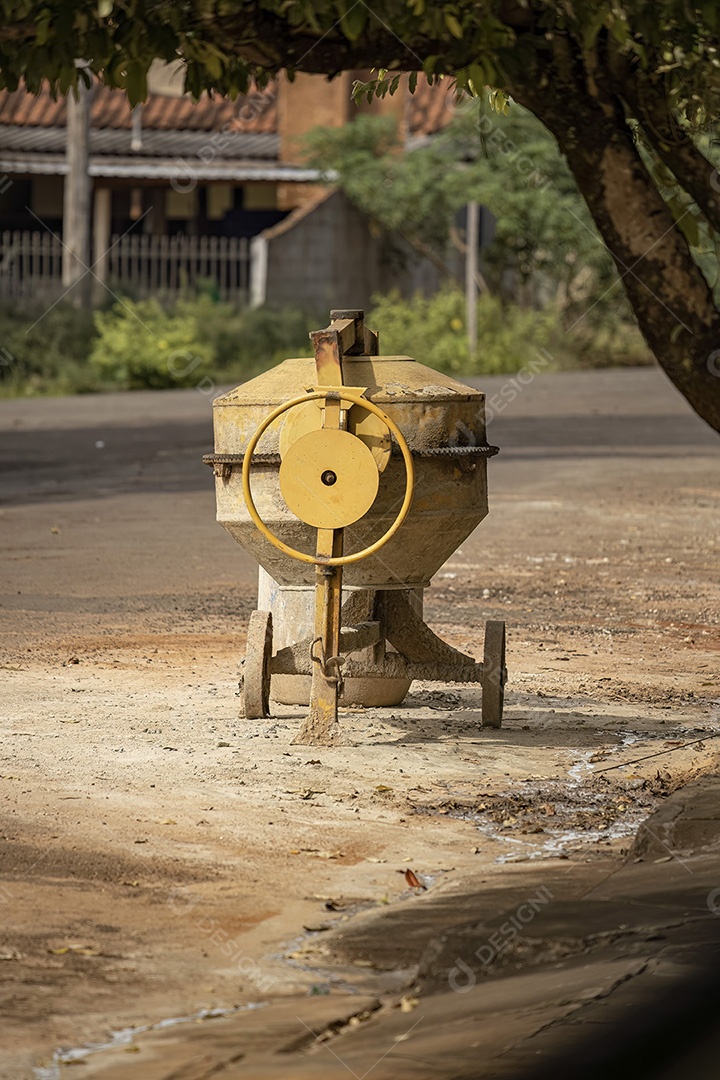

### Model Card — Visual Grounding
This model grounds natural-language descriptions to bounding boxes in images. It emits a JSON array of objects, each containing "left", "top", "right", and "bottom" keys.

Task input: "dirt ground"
[{"left": 1, "top": 367, "right": 719, "bottom": 1078}]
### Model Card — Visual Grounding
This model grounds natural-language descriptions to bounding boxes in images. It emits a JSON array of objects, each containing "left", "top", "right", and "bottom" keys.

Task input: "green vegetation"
[
  {"left": 370, "top": 289, "right": 559, "bottom": 375},
  {"left": 305, "top": 105, "right": 651, "bottom": 372},
  {"left": 305, "top": 104, "right": 648, "bottom": 359},
  {"left": 0, "top": 297, "right": 318, "bottom": 397},
  {"left": 0, "top": 282, "right": 650, "bottom": 398},
  {"left": 90, "top": 298, "right": 211, "bottom": 390},
  {"left": 370, "top": 289, "right": 649, "bottom": 374},
  {"left": 0, "top": 302, "right": 99, "bottom": 396}
]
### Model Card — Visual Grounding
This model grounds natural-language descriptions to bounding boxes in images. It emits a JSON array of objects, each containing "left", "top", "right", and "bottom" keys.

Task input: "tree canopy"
[
  {"left": 303, "top": 103, "right": 624, "bottom": 316},
  {"left": 2, "top": 0, "right": 720, "bottom": 430},
  {"left": 2, "top": 1, "right": 719, "bottom": 115}
]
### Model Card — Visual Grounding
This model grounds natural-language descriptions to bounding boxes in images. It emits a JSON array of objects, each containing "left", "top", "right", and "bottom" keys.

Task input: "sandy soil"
[{"left": 1, "top": 367, "right": 719, "bottom": 1078}]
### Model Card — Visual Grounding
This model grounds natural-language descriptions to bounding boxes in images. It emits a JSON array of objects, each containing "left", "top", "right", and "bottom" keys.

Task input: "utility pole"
[
  {"left": 63, "top": 71, "right": 92, "bottom": 307},
  {"left": 465, "top": 200, "right": 479, "bottom": 361}
]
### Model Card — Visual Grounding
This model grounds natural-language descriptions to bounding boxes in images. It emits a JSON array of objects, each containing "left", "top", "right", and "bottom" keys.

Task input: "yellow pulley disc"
[
  {"left": 278, "top": 428, "right": 379, "bottom": 529},
  {"left": 279, "top": 398, "right": 391, "bottom": 473}
]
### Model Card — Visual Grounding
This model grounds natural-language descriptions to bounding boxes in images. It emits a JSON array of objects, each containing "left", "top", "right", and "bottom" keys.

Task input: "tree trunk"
[{"left": 509, "top": 53, "right": 720, "bottom": 434}]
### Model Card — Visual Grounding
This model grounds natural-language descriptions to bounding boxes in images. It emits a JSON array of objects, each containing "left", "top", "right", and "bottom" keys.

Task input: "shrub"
[
  {"left": 89, "top": 297, "right": 212, "bottom": 389},
  {"left": 88, "top": 296, "right": 318, "bottom": 390},
  {"left": 369, "top": 288, "right": 561, "bottom": 375},
  {"left": 195, "top": 302, "right": 317, "bottom": 377},
  {"left": 0, "top": 288, "right": 650, "bottom": 398},
  {"left": 0, "top": 301, "right": 99, "bottom": 395}
]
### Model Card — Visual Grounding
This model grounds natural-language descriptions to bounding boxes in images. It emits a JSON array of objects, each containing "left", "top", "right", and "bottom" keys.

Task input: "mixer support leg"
[{"left": 294, "top": 528, "right": 344, "bottom": 745}]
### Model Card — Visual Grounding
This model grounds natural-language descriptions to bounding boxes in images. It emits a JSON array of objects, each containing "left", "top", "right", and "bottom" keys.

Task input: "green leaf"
[
  {"left": 582, "top": 9, "right": 607, "bottom": 51},
  {"left": 467, "top": 62, "right": 485, "bottom": 95},
  {"left": 197, "top": 44, "right": 225, "bottom": 80},
  {"left": 609, "top": 15, "right": 629, "bottom": 46},
  {"left": 57, "top": 64, "right": 76, "bottom": 96},
  {"left": 351, "top": 78, "right": 372, "bottom": 105},
  {"left": 97, "top": 0, "right": 113, "bottom": 17},
  {"left": 488, "top": 88, "right": 509, "bottom": 114},
  {"left": 339, "top": 0, "right": 368, "bottom": 41},
  {"left": 125, "top": 61, "right": 148, "bottom": 105},
  {"left": 679, "top": 210, "right": 701, "bottom": 248},
  {"left": 701, "top": 1, "right": 718, "bottom": 30},
  {"left": 444, "top": 11, "right": 463, "bottom": 39},
  {"left": 35, "top": 9, "right": 52, "bottom": 45}
]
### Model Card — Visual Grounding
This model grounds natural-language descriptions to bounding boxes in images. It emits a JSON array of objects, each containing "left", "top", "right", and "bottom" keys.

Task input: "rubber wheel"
[
  {"left": 241, "top": 610, "right": 273, "bottom": 719},
  {"left": 481, "top": 620, "right": 506, "bottom": 728}
]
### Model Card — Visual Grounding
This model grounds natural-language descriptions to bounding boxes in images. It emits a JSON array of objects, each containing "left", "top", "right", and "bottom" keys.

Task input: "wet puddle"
[
  {"left": 33, "top": 1003, "right": 266, "bottom": 1079},
  {"left": 440, "top": 728, "right": 708, "bottom": 863}
]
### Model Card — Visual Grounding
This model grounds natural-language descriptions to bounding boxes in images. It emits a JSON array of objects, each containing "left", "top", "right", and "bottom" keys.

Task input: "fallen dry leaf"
[
  {"left": 49, "top": 944, "right": 101, "bottom": 957},
  {"left": 293, "top": 849, "right": 344, "bottom": 859},
  {"left": 404, "top": 869, "right": 426, "bottom": 890}
]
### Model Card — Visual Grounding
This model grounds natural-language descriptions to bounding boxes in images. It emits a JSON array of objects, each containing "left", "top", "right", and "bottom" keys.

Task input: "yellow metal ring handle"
[{"left": 241, "top": 390, "right": 414, "bottom": 567}]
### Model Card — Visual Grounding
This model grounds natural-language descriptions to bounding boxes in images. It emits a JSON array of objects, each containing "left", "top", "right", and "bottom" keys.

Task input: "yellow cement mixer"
[{"left": 204, "top": 309, "right": 506, "bottom": 744}]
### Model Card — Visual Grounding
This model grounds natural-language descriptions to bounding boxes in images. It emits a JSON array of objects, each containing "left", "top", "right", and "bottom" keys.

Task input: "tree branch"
[{"left": 620, "top": 75, "right": 720, "bottom": 236}]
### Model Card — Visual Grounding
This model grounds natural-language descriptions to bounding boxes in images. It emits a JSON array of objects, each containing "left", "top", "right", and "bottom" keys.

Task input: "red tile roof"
[
  {"left": 0, "top": 74, "right": 449, "bottom": 138},
  {"left": 0, "top": 80, "right": 277, "bottom": 133}
]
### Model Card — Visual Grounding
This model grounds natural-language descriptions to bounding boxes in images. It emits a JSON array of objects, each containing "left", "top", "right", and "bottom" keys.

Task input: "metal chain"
[
  {"left": 310, "top": 637, "right": 346, "bottom": 698},
  {"left": 400, "top": 444, "right": 500, "bottom": 459},
  {"left": 203, "top": 444, "right": 499, "bottom": 470}
]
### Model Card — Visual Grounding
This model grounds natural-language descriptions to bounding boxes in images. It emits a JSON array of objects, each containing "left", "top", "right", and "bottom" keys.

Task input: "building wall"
[
  {"left": 275, "top": 72, "right": 407, "bottom": 212},
  {"left": 256, "top": 189, "right": 442, "bottom": 313},
  {"left": 259, "top": 189, "right": 382, "bottom": 312},
  {"left": 277, "top": 72, "right": 352, "bottom": 212}
]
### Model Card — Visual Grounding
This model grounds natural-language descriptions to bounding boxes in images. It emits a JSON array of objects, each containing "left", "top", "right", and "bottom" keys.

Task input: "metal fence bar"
[{"left": 0, "top": 229, "right": 251, "bottom": 303}]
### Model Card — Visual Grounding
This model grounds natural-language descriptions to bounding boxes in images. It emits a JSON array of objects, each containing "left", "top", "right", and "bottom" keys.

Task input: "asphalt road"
[{"left": 1, "top": 364, "right": 717, "bottom": 591}]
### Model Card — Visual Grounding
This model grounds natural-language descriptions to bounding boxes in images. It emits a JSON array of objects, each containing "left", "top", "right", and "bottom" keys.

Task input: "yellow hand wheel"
[{"left": 241, "top": 390, "right": 414, "bottom": 566}]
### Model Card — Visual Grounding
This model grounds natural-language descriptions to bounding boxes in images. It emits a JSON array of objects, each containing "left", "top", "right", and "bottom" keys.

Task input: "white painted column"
[
  {"left": 250, "top": 233, "right": 268, "bottom": 307},
  {"left": 92, "top": 186, "right": 111, "bottom": 303}
]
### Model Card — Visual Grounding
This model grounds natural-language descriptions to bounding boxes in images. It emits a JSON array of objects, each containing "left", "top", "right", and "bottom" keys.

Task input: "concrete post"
[
  {"left": 250, "top": 233, "right": 268, "bottom": 307},
  {"left": 63, "top": 77, "right": 92, "bottom": 308},
  {"left": 92, "top": 186, "right": 111, "bottom": 304},
  {"left": 465, "top": 200, "right": 479, "bottom": 361}
]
